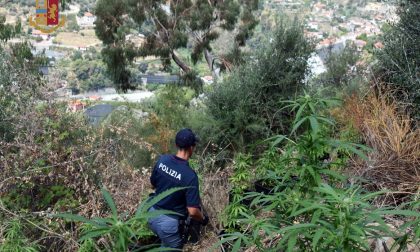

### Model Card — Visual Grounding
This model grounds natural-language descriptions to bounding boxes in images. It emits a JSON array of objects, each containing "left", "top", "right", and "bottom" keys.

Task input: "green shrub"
[
  {"left": 101, "top": 85, "right": 196, "bottom": 168},
  {"left": 317, "top": 44, "right": 361, "bottom": 89},
  {"left": 0, "top": 15, "right": 21, "bottom": 42},
  {"left": 376, "top": 0, "right": 420, "bottom": 118},
  {"left": 66, "top": 14, "right": 80, "bottom": 32},
  {"left": 2, "top": 185, "right": 78, "bottom": 212},
  {"left": 147, "top": 85, "right": 194, "bottom": 130},
  {"left": 145, "top": 83, "right": 161, "bottom": 92},
  {"left": 207, "top": 19, "right": 314, "bottom": 151},
  {"left": 183, "top": 97, "right": 222, "bottom": 156},
  {"left": 249, "top": 94, "right": 364, "bottom": 189},
  {"left": 138, "top": 85, "right": 196, "bottom": 153}
]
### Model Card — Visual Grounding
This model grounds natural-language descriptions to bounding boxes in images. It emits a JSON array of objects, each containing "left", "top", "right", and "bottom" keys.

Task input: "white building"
[
  {"left": 77, "top": 12, "right": 96, "bottom": 27},
  {"left": 32, "top": 30, "right": 49, "bottom": 41}
]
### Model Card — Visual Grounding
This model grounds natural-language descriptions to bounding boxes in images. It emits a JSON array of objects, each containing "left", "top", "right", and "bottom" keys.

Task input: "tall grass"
[{"left": 340, "top": 91, "right": 420, "bottom": 201}]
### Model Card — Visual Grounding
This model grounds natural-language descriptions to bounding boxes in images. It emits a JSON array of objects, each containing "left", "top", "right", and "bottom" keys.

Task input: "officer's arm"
[
  {"left": 150, "top": 164, "right": 157, "bottom": 189},
  {"left": 186, "top": 176, "right": 205, "bottom": 222},
  {"left": 187, "top": 207, "right": 204, "bottom": 222}
]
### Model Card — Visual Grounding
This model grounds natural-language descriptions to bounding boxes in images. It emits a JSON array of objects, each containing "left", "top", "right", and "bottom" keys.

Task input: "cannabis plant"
[
  {"left": 0, "top": 218, "right": 40, "bottom": 252},
  {"left": 271, "top": 93, "right": 369, "bottom": 190},
  {"left": 56, "top": 187, "right": 186, "bottom": 251},
  {"left": 217, "top": 184, "right": 420, "bottom": 252},
  {"left": 217, "top": 94, "right": 420, "bottom": 251},
  {"left": 223, "top": 153, "right": 253, "bottom": 230}
]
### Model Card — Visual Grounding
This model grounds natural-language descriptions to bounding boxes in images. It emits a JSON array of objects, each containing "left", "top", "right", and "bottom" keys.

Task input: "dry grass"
[
  {"left": 201, "top": 168, "right": 231, "bottom": 229},
  {"left": 0, "top": 94, "right": 231, "bottom": 250},
  {"left": 183, "top": 162, "right": 232, "bottom": 251},
  {"left": 340, "top": 91, "right": 420, "bottom": 203},
  {"left": 55, "top": 30, "right": 101, "bottom": 47}
]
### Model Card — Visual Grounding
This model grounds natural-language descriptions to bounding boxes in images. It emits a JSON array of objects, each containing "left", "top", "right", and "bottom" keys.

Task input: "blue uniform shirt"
[{"left": 150, "top": 154, "right": 201, "bottom": 218}]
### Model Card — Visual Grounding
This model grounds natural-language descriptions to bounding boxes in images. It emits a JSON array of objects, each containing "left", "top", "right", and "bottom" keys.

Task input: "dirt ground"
[
  {"left": 55, "top": 29, "right": 100, "bottom": 47},
  {"left": 184, "top": 230, "right": 222, "bottom": 252}
]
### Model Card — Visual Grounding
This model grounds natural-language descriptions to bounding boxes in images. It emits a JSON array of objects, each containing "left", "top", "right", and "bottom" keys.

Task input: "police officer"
[{"left": 148, "top": 128, "right": 209, "bottom": 250}]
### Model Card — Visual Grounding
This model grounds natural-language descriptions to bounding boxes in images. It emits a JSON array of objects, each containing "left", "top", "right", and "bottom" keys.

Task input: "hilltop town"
[{"left": 1, "top": 0, "right": 396, "bottom": 99}]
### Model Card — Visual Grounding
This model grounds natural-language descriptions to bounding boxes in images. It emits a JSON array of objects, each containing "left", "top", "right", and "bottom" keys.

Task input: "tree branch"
[
  {"left": 171, "top": 51, "right": 191, "bottom": 73},
  {"left": 204, "top": 49, "right": 221, "bottom": 79},
  {"left": 0, "top": 0, "right": 12, "bottom": 7}
]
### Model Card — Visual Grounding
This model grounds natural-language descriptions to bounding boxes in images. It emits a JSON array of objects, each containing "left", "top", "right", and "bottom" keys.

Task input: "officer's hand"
[{"left": 201, "top": 215, "right": 209, "bottom": 226}]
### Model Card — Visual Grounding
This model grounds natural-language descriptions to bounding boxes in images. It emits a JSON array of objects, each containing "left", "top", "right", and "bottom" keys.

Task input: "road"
[
  {"left": 72, "top": 89, "right": 155, "bottom": 103},
  {"left": 138, "top": 75, "right": 180, "bottom": 84}
]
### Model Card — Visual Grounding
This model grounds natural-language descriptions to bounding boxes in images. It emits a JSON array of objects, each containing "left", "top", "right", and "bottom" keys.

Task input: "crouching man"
[{"left": 148, "top": 128, "right": 208, "bottom": 250}]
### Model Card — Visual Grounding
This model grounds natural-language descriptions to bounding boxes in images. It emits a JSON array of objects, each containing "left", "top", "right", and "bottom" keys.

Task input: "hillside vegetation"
[{"left": 0, "top": 0, "right": 419, "bottom": 252}]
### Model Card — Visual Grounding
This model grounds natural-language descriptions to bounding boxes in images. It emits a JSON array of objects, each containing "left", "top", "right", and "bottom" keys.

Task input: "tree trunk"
[
  {"left": 171, "top": 51, "right": 191, "bottom": 73},
  {"left": 204, "top": 49, "right": 220, "bottom": 80},
  {"left": 204, "top": 49, "right": 213, "bottom": 71}
]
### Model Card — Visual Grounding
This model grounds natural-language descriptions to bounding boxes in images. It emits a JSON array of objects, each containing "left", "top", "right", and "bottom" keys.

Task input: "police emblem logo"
[{"left": 29, "top": 0, "right": 66, "bottom": 33}]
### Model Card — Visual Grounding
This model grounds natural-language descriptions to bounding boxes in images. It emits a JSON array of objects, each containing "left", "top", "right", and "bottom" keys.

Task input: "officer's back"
[
  {"left": 147, "top": 128, "right": 208, "bottom": 250},
  {"left": 151, "top": 154, "right": 200, "bottom": 218}
]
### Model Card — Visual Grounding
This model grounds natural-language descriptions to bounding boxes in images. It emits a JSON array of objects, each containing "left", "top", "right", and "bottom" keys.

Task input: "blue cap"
[{"left": 175, "top": 128, "right": 198, "bottom": 148}]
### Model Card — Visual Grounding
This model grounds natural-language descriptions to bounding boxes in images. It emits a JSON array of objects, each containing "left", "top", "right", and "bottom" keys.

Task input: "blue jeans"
[{"left": 148, "top": 207, "right": 184, "bottom": 250}]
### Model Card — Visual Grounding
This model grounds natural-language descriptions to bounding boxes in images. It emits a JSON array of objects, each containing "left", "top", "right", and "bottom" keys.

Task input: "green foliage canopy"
[
  {"left": 55, "top": 49, "right": 114, "bottom": 91},
  {"left": 207, "top": 20, "right": 314, "bottom": 150},
  {"left": 376, "top": 0, "right": 420, "bottom": 118},
  {"left": 319, "top": 44, "right": 360, "bottom": 88},
  {"left": 94, "top": 0, "right": 259, "bottom": 91},
  {"left": 0, "top": 14, "right": 21, "bottom": 43}
]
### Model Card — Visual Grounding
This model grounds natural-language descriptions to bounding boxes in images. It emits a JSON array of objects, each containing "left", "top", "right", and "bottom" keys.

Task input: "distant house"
[
  {"left": 307, "top": 53, "right": 327, "bottom": 77},
  {"left": 322, "top": 10, "right": 333, "bottom": 21},
  {"left": 313, "top": 2, "right": 326, "bottom": 12},
  {"left": 85, "top": 104, "right": 114, "bottom": 126},
  {"left": 318, "top": 37, "right": 337, "bottom": 48},
  {"left": 374, "top": 41, "right": 384, "bottom": 49},
  {"left": 201, "top": 75, "right": 213, "bottom": 85},
  {"left": 349, "top": 17, "right": 365, "bottom": 28},
  {"left": 68, "top": 100, "right": 85, "bottom": 112},
  {"left": 307, "top": 22, "right": 319, "bottom": 30},
  {"left": 317, "top": 40, "right": 346, "bottom": 63},
  {"left": 374, "top": 14, "right": 385, "bottom": 22},
  {"left": 355, "top": 40, "right": 367, "bottom": 51},
  {"left": 32, "top": 30, "right": 49, "bottom": 40},
  {"left": 363, "top": 23, "right": 381, "bottom": 35},
  {"left": 88, "top": 95, "right": 102, "bottom": 101},
  {"left": 55, "top": 87, "right": 80, "bottom": 97},
  {"left": 77, "top": 12, "right": 96, "bottom": 27},
  {"left": 39, "top": 66, "right": 49, "bottom": 76},
  {"left": 272, "top": 0, "right": 285, "bottom": 4},
  {"left": 305, "top": 31, "right": 323, "bottom": 40}
]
